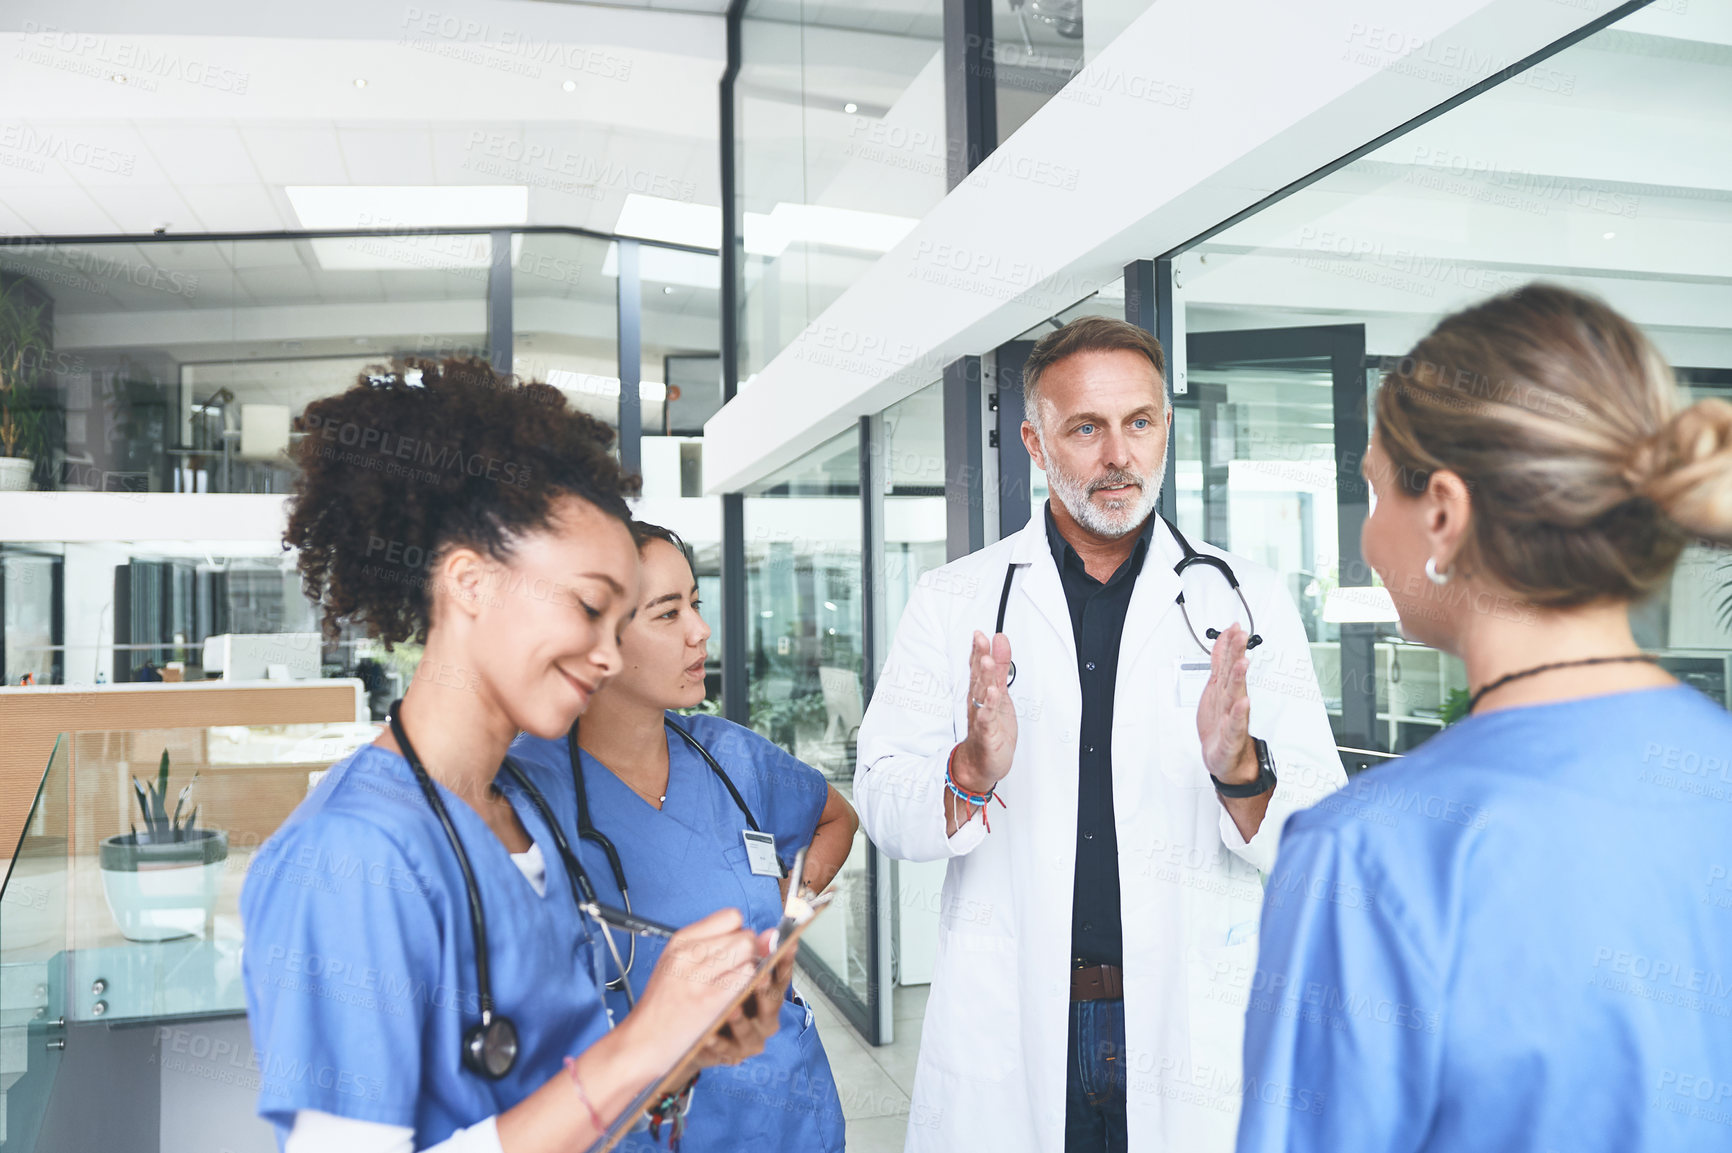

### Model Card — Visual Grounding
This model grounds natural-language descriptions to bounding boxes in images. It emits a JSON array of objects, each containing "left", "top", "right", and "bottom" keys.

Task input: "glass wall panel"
[
  {"left": 742, "top": 426, "right": 869, "bottom": 1007},
  {"left": 639, "top": 237, "right": 724, "bottom": 706},
  {"left": 877, "top": 381, "right": 952, "bottom": 986},
  {"left": 881, "top": 381, "right": 949, "bottom": 638},
  {"left": 2, "top": 546, "right": 58, "bottom": 685},
  {"left": 1179, "top": 7, "right": 1732, "bottom": 754},
  {"left": 992, "top": 0, "right": 1168, "bottom": 139},
  {"left": 513, "top": 233, "right": 622, "bottom": 428},
  {"left": 736, "top": 1, "right": 947, "bottom": 382}
]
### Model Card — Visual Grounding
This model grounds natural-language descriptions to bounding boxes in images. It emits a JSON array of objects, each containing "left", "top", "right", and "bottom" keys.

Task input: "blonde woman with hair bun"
[{"left": 1238, "top": 284, "right": 1732, "bottom": 1153}]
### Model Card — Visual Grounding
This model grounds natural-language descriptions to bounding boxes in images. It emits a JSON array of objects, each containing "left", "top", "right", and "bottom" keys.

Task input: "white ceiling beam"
[{"left": 701, "top": 0, "right": 1650, "bottom": 493}]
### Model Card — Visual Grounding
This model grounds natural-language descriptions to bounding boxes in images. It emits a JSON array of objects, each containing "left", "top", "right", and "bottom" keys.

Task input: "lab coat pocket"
[
  {"left": 1185, "top": 935, "right": 1257, "bottom": 1089},
  {"left": 925, "top": 934, "right": 1018, "bottom": 1083}
]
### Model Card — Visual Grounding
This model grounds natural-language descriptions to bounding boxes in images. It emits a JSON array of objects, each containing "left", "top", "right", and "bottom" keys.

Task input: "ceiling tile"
[
  {"left": 243, "top": 125, "right": 349, "bottom": 186},
  {"left": 337, "top": 126, "right": 436, "bottom": 185},
  {"left": 85, "top": 183, "right": 199, "bottom": 234},
  {"left": 179, "top": 184, "right": 285, "bottom": 232},
  {"left": 0, "top": 122, "right": 165, "bottom": 187},
  {"left": 138, "top": 124, "right": 261, "bottom": 185},
  {"left": 432, "top": 121, "right": 525, "bottom": 185},
  {"left": 0, "top": 184, "right": 121, "bottom": 235}
]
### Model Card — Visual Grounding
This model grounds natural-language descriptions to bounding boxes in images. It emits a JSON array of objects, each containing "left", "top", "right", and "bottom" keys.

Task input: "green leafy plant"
[
  {"left": 1439, "top": 687, "right": 1473, "bottom": 727},
  {"left": 0, "top": 277, "right": 52, "bottom": 463},
  {"left": 130, "top": 749, "right": 203, "bottom": 844}
]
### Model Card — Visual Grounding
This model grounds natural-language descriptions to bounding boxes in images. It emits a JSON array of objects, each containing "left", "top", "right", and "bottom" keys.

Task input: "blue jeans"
[{"left": 1064, "top": 998, "right": 1128, "bottom": 1153}]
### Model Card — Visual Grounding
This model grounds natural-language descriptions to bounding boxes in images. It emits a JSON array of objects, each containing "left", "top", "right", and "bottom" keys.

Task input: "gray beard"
[{"left": 1042, "top": 439, "right": 1167, "bottom": 538}]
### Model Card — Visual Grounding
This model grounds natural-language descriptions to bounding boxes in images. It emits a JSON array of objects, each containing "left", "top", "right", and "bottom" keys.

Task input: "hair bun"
[{"left": 1642, "top": 397, "right": 1732, "bottom": 543}]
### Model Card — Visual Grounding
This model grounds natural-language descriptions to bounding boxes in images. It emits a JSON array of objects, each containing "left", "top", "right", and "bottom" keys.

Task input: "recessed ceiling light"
[
  {"left": 353, "top": 78, "right": 368, "bottom": 88},
  {"left": 1602, "top": 231, "right": 1616, "bottom": 240},
  {"left": 844, "top": 102, "right": 858, "bottom": 113},
  {"left": 662, "top": 285, "right": 673, "bottom": 294},
  {"left": 562, "top": 79, "right": 577, "bottom": 93}
]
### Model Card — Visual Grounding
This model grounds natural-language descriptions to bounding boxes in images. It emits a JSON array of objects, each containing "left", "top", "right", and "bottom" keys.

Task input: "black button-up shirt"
[{"left": 1046, "top": 502, "right": 1158, "bottom": 970}]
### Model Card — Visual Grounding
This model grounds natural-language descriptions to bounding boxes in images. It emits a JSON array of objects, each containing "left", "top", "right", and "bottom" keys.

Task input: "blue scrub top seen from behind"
[
  {"left": 241, "top": 744, "right": 613, "bottom": 1148},
  {"left": 1237, "top": 686, "right": 1732, "bottom": 1153},
  {"left": 510, "top": 713, "right": 845, "bottom": 1153}
]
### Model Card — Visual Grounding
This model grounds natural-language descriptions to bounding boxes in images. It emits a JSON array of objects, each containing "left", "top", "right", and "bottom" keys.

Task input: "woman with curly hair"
[
  {"left": 242, "top": 358, "right": 787, "bottom": 1153},
  {"left": 1237, "top": 286, "right": 1732, "bottom": 1152}
]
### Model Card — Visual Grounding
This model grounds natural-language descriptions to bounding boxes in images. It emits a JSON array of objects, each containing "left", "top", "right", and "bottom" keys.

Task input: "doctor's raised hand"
[
  {"left": 1196, "top": 622, "right": 1273, "bottom": 840},
  {"left": 948, "top": 629, "right": 1017, "bottom": 834}
]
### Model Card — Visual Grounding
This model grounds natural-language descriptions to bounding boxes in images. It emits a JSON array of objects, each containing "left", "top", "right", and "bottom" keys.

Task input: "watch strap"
[{"left": 1212, "top": 737, "right": 1277, "bottom": 798}]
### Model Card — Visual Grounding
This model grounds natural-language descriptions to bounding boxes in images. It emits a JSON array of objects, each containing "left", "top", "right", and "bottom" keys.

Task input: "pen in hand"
[{"left": 581, "top": 902, "right": 679, "bottom": 940}]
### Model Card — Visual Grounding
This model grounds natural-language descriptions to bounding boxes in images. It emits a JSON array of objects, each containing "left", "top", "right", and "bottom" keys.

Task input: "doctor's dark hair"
[
  {"left": 1023, "top": 315, "right": 1168, "bottom": 433},
  {"left": 1376, "top": 283, "right": 1732, "bottom": 607},
  {"left": 285, "top": 356, "right": 640, "bottom": 646}
]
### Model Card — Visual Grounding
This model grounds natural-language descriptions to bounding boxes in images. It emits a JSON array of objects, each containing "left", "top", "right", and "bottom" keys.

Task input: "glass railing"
[
  {"left": 0, "top": 733, "right": 69, "bottom": 1152},
  {"left": 0, "top": 720, "right": 377, "bottom": 1150}
]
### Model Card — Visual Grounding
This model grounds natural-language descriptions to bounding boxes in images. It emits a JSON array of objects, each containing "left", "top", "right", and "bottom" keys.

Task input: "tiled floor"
[{"left": 796, "top": 977, "right": 929, "bottom": 1153}]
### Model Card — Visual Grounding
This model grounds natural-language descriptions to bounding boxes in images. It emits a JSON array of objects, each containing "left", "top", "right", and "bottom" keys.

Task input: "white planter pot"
[
  {"left": 98, "top": 830, "right": 229, "bottom": 942},
  {"left": 0, "top": 456, "right": 31, "bottom": 491}
]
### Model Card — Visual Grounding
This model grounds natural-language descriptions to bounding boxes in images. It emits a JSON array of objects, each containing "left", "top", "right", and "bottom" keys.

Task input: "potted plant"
[
  {"left": 0, "top": 277, "right": 51, "bottom": 491},
  {"left": 98, "top": 750, "right": 229, "bottom": 942}
]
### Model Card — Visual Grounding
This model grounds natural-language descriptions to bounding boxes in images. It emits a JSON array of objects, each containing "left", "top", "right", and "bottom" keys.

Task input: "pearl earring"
[{"left": 1425, "top": 557, "right": 1452, "bottom": 586}]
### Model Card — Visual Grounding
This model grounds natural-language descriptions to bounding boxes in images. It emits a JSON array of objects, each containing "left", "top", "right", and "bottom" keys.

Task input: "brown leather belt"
[{"left": 1070, "top": 963, "right": 1124, "bottom": 1002}]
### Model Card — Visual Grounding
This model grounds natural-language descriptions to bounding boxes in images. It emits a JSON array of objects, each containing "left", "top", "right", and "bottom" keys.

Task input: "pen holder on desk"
[{"left": 98, "top": 829, "right": 228, "bottom": 942}]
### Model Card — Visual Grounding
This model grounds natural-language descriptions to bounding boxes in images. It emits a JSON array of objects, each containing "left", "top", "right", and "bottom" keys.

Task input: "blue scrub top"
[
  {"left": 1238, "top": 686, "right": 1732, "bottom": 1153},
  {"left": 241, "top": 744, "right": 613, "bottom": 1148},
  {"left": 510, "top": 713, "right": 845, "bottom": 1153}
]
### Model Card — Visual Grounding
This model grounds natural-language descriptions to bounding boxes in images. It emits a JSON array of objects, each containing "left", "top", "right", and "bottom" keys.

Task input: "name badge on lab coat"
[
  {"left": 1175, "top": 659, "right": 1212, "bottom": 709},
  {"left": 742, "top": 830, "right": 781, "bottom": 877}
]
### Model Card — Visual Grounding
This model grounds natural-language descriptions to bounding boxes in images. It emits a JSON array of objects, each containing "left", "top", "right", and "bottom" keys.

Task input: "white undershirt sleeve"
[{"left": 285, "top": 1111, "right": 503, "bottom": 1153}]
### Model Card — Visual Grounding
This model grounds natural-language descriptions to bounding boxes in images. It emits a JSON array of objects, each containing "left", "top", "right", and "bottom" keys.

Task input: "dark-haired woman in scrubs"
[{"left": 511, "top": 522, "right": 857, "bottom": 1153}]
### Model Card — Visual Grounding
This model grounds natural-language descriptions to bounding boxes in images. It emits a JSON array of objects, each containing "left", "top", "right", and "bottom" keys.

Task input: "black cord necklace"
[{"left": 1467, "top": 653, "right": 1660, "bottom": 715}]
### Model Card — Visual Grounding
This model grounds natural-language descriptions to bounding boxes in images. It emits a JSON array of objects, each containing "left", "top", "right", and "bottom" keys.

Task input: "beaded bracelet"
[
  {"left": 562, "top": 1056, "right": 606, "bottom": 1136},
  {"left": 946, "top": 746, "right": 1007, "bottom": 831}
]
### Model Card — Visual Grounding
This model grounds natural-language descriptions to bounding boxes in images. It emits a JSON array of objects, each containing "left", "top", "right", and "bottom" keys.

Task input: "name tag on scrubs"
[
  {"left": 742, "top": 830, "right": 782, "bottom": 877},
  {"left": 1175, "top": 660, "right": 1212, "bottom": 708}
]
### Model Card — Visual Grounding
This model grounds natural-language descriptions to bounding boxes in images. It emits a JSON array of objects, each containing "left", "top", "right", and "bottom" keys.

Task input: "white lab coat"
[{"left": 855, "top": 512, "right": 1346, "bottom": 1153}]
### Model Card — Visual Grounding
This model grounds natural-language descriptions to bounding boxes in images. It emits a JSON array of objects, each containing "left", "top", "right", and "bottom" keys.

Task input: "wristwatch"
[{"left": 1212, "top": 737, "right": 1277, "bottom": 799}]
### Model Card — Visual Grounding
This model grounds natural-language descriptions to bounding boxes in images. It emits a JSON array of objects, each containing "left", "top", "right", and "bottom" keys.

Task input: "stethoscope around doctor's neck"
[
  {"left": 386, "top": 703, "right": 632, "bottom": 1083},
  {"left": 568, "top": 715, "right": 766, "bottom": 991},
  {"left": 995, "top": 514, "right": 1262, "bottom": 686}
]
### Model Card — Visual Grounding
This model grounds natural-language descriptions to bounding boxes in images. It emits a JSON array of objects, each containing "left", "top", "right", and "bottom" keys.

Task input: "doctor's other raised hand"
[
  {"left": 952, "top": 629, "right": 1018, "bottom": 799},
  {"left": 1197, "top": 623, "right": 1257, "bottom": 784},
  {"left": 1197, "top": 623, "right": 1276, "bottom": 841}
]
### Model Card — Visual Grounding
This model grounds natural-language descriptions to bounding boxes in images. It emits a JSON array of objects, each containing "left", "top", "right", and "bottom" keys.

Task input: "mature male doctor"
[{"left": 855, "top": 317, "right": 1345, "bottom": 1153}]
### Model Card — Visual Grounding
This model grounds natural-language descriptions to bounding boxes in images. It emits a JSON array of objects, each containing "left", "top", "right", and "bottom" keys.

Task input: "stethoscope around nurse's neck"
[
  {"left": 567, "top": 714, "right": 766, "bottom": 991},
  {"left": 386, "top": 702, "right": 634, "bottom": 1082},
  {"left": 993, "top": 514, "right": 1261, "bottom": 686}
]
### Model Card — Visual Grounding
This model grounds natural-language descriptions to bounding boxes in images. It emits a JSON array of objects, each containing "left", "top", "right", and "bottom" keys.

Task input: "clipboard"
[{"left": 582, "top": 854, "right": 834, "bottom": 1153}]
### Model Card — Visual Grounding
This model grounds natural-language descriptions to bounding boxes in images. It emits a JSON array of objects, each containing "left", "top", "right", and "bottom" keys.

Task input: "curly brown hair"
[{"left": 284, "top": 357, "right": 640, "bottom": 646}]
